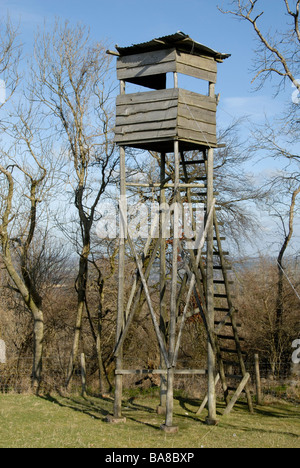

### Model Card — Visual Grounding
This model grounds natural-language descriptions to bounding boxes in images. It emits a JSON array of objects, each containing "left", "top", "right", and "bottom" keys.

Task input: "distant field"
[{"left": 0, "top": 393, "right": 299, "bottom": 448}]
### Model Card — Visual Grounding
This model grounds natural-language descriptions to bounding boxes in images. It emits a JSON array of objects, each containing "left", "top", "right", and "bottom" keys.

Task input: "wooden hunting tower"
[{"left": 107, "top": 33, "right": 253, "bottom": 432}]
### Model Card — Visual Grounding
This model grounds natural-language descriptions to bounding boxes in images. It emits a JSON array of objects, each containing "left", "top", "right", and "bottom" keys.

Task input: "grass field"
[{"left": 0, "top": 392, "right": 299, "bottom": 448}]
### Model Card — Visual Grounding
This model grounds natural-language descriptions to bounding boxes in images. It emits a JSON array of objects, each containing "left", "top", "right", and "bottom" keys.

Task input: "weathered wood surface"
[
  {"left": 0, "top": 339, "right": 6, "bottom": 364},
  {"left": 255, "top": 353, "right": 262, "bottom": 405},
  {"left": 176, "top": 51, "right": 217, "bottom": 83},
  {"left": 115, "top": 369, "right": 207, "bottom": 375},
  {"left": 196, "top": 374, "right": 220, "bottom": 416},
  {"left": 206, "top": 147, "right": 217, "bottom": 424},
  {"left": 223, "top": 373, "right": 251, "bottom": 415},
  {"left": 117, "top": 48, "right": 217, "bottom": 84},
  {"left": 117, "top": 48, "right": 177, "bottom": 81}
]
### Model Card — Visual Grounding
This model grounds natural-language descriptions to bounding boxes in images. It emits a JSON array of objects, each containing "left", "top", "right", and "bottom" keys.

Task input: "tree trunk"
[
  {"left": 2, "top": 250, "right": 45, "bottom": 392},
  {"left": 65, "top": 251, "right": 89, "bottom": 388},
  {"left": 32, "top": 307, "right": 44, "bottom": 392},
  {"left": 97, "top": 291, "right": 111, "bottom": 394}
]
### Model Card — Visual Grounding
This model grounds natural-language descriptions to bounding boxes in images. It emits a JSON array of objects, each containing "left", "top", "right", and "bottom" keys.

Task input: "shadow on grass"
[
  {"left": 39, "top": 393, "right": 111, "bottom": 421},
  {"left": 254, "top": 404, "right": 300, "bottom": 420},
  {"left": 174, "top": 395, "right": 225, "bottom": 419},
  {"left": 39, "top": 392, "right": 300, "bottom": 439}
]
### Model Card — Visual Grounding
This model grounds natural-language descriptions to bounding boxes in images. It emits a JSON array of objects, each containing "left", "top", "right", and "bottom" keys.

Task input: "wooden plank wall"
[
  {"left": 117, "top": 49, "right": 177, "bottom": 82},
  {"left": 115, "top": 89, "right": 217, "bottom": 148},
  {"left": 176, "top": 51, "right": 217, "bottom": 83}
]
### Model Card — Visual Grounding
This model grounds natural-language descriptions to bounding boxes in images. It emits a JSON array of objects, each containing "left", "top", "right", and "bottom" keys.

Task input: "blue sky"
[
  {"left": 0, "top": 2, "right": 290, "bottom": 102},
  {"left": 1, "top": 0, "right": 299, "bottom": 257},
  {"left": 1, "top": 0, "right": 291, "bottom": 136}
]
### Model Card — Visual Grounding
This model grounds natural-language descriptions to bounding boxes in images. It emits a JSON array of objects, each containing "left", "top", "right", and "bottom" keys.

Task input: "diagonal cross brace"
[
  {"left": 172, "top": 199, "right": 216, "bottom": 367},
  {"left": 119, "top": 204, "right": 170, "bottom": 369}
]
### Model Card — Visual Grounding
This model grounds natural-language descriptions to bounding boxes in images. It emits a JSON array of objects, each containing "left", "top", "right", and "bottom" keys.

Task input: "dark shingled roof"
[{"left": 115, "top": 32, "right": 231, "bottom": 61}]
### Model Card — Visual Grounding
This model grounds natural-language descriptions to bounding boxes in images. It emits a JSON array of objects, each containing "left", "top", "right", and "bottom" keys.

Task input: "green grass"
[{"left": 0, "top": 392, "right": 299, "bottom": 448}]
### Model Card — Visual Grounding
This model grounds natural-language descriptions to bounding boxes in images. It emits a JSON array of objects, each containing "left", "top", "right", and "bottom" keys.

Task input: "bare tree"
[
  {"left": 263, "top": 177, "right": 300, "bottom": 371},
  {"left": 131, "top": 119, "right": 266, "bottom": 250},
  {"left": 31, "top": 20, "right": 118, "bottom": 389},
  {"left": 218, "top": 1, "right": 300, "bottom": 93},
  {"left": 0, "top": 15, "right": 21, "bottom": 111},
  {"left": 220, "top": 0, "right": 300, "bottom": 372}
]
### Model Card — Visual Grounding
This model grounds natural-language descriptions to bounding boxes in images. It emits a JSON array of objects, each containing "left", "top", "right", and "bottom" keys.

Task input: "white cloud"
[{"left": 1, "top": 1, "right": 44, "bottom": 26}]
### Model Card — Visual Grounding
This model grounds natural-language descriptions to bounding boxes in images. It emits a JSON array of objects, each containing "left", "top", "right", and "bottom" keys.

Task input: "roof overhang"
[{"left": 115, "top": 32, "right": 231, "bottom": 62}]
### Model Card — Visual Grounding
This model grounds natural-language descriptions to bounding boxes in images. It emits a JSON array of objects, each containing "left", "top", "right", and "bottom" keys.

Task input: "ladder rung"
[
  {"left": 217, "top": 335, "right": 235, "bottom": 341},
  {"left": 220, "top": 348, "right": 247, "bottom": 355},
  {"left": 199, "top": 280, "right": 234, "bottom": 285},
  {"left": 180, "top": 160, "right": 206, "bottom": 165},
  {"left": 214, "top": 294, "right": 235, "bottom": 299},
  {"left": 218, "top": 335, "right": 245, "bottom": 342},
  {"left": 213, "top": 280, "right": 234, "bottom": 285},
  {"left": 215, "top": 321, "right": 242, "bottom": 328}
]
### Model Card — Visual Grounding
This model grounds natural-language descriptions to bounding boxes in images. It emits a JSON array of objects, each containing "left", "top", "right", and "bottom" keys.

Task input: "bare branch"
[{"left": 219, "top": 0, "right": 300, "bottom": 92}]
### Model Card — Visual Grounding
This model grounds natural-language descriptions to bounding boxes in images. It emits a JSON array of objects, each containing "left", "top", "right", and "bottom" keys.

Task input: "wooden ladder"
[{"left": 179, "top": 150, "right": 253, "bottom": 415}]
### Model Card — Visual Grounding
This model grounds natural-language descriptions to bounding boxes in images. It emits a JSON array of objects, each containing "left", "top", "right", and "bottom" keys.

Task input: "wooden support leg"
[
  {"left": 224, "top": 373, "right": 251, "bottom": 415},
  {"left": 158, "top": 153, "right": 168, "bottom": 415},
  {"left": 197, "top": 374, "right": 220, "bottom": 416},
  {"left": 162, "top": 141, "right": 179, "bottom": 433},
  {"left": 206, "top": 147, "right": 218, "bottom": 426}
]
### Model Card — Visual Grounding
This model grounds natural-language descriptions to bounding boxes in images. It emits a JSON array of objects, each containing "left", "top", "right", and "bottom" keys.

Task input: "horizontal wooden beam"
[{"left": 126, "top": 182, "right": 206, "bottom": 189}]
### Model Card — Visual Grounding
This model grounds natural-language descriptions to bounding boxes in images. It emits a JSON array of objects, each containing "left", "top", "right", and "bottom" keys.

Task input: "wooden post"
[
  {"left": 224, "top": 373, "right": 250, "bottom": 415},
  {"left": 255, "top": 354, "right": 262, "bottom": 405},
  {"left": 113, "top": 144, "right": 126, "bottom": 421},
  {"left": 213, "top": 211, "right": 253, "bottom": 413},
  {"left": 197, "top": 374, "right": 220, "bottom": 416},
  {"left": 80, "top": 353, "right": 87, "bottom": 398},
  {"left": 173, "top": 71, "right": 178, "bottom": 89},
  {"left": 162, "top": 140, "right": 179, "bottom": 434},
  {"left": 206, "top": 143, "right": 217, "bottom": 426},
  {"left": 158, "top": 153, "right": 168, "bottom": 415}
]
